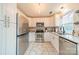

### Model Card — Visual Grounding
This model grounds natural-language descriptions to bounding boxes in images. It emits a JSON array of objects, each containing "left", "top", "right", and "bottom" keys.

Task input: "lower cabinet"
[
  {"left": 0, "top": 21, "right": 6, "bottom": 55},
  {"left": 0, "top": 21, "right": 16, "bottom": 55},
  {"left": 59, "top": 37, "right": 77, "bottom": 55},
  {"left": 29, "top": 32, "right": 35, "bottom": 42},
  {"left": 44, "top": 32, "right": 51, "bottom": 42},
  {"left": 51, "top": 33, "right": 59, "bottom": 54},
  {"left": 6, "top": 23, "right": 16, "bottom": 55}
]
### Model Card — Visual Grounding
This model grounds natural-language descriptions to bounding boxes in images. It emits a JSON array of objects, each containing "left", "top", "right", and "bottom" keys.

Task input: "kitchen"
[{"left": 0, "top": 3, "right": 79, "bottom": 55}]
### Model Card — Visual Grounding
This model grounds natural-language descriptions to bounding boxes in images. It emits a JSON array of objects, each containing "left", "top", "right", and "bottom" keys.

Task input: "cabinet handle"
[
  {"left": 4, "top": 15, "right": 7, "bottom": 28},
  {"left": 7, "top": 17, "right": 10, "bottom": 28},
  {"left": 4, "top": 16, "right": 10, "bottom": 28}
]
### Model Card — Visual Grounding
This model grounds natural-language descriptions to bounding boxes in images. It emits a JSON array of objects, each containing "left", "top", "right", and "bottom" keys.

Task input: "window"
[{"left": 60, "top": 12, "right": 73, "bottom": 34}]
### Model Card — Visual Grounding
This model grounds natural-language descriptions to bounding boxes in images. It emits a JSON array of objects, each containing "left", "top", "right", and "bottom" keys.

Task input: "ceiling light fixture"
[{"left": 49, "top": 11, "right": 52, "bottom": 14}]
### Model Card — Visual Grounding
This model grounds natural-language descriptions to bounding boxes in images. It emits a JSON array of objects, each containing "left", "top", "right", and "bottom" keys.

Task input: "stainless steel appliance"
[
  {"left": 36, "top": 23, "right": 44, "bottom": 43},
  {"left": 16, "top": 14, "right": 29, "bottom": 55}
]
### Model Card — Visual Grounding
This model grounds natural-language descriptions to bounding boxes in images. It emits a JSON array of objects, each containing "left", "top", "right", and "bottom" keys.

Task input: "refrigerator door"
[
  {"left": 17, "top": 34, "right": 29, "bottom": 55},
  {"left": 17, "top": 14, "right": 28, "bottom": 35}
]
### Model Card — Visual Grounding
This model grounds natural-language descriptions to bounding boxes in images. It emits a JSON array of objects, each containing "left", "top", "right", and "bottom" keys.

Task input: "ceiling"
[{"left": 17, "top": 3, "right": 79, "bottom": 17}]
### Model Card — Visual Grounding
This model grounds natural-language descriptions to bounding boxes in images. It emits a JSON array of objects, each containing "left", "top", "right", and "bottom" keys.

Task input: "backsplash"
[{"left": 29, "top": 26, "right": 59, "bottom": 32}]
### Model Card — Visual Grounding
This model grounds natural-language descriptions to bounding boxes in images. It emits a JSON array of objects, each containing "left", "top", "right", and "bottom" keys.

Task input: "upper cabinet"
[
  {"left": 0, "top": 4, "right": 5, "bottom": 21},
  {"left": 0, "top": 3, "right": 17, "bottom": 23},
  {"left": 4, "top": 3, "right": 17, "bottom": 23},
  {"left": 73, "top": 10, "right": 79, "bottom": 24},
  {"left": 73, "top": 10, "right": 79, "bottom": 36}
]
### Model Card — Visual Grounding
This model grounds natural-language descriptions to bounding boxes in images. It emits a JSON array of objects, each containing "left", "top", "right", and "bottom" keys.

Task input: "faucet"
[
  {"left": 59, "top": 25, "right": 65, "bottom": 34},
  {"left": 72, "top": 30, "right": 75, "bottom": 36}
]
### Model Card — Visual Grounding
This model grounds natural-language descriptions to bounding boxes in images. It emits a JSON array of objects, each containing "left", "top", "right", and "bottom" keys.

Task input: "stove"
[{"left": 35, "top": 23, "right": 44, "bottom": 43}]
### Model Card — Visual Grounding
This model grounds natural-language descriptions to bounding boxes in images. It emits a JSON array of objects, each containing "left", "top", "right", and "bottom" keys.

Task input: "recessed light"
[
  {"left": 49, "top": 11, "right": 52, "bottom": 14},
  {"left": 60, "top": 6, "right": 64, "bottom": 9}
]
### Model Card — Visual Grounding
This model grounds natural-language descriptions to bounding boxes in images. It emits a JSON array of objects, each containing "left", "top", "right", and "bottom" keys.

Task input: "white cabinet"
[
  {"left": 0, "top": 21, "right": 2, "bottom": 54},
  {"left": 0, "top": 4, "right": 2, "bottom": 20},
  {"left": 73, "top": 13, "right": 79, "bottom": 23},
  {"left": 44, "top": 32, "right": 51, "bottom": 41},
  {"left": 29, "top": 32, "right": 35, "bottom": 42},
  {"left": 51, "top": 33, "right": 59, "bottom": 53},
  {"left": 6, "top": 23, "right": 16, "bottom": 55},
  {"left": 0, "top": 3, "right": 17, "bottom": 22},
  {"left": 0, "top": 4, "right": 5, "bottom": 21},
  {"left": 0, "top": 21, "right": 6, "bottom": 54},
  {"left": 0, "top": 3, "right": 16, "bottom": 55},
  {"left": 3, "top": 3, "right": 17, "bottom": 23},
  {"left": 44, "top": 32, "right": 59, "bottom": 54},
  {"left": 0, "top": 22, "right": 16, "bottom": 55}
]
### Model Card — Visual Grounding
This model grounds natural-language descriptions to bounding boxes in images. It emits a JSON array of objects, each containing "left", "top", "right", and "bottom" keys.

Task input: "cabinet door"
[
  {"left": 44, "top": 32, "right": 51, "bottom": 41},
  {"left": 0, "top": 4, "right": 5, "bottom": 21},
  {"left": 29, "top": 33, "right": 35, "bottom": 42},
  {"left": 59, "top": 37, "right": 77, "bottom": 55},
  {"left": 4, "top": 3, "right": 17, "bottom": 23},
  {"left": 0, "top": 21, "right": 6, "bottom": 55},
  {"left": 6, "top": 23, "right": 16, "bottom": 55},
  {"left": 0, "top": 21, "right": 3, "bottom": 54},
  {"left": 0, "top": 4, "right": 2, "bottom": 20}
]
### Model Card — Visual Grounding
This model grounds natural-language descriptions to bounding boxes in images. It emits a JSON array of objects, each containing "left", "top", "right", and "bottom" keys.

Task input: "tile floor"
[{"left": 24, "top": 41, "right": 58, "bottom": 55}]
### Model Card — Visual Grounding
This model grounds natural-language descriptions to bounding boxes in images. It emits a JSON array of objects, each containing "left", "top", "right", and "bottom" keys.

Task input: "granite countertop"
[
  {"left": 29, "top": 32, "right": 79, "bottom": 44},
  {"left": 52, "top": 32, "right": 79, "bottom": 44}
]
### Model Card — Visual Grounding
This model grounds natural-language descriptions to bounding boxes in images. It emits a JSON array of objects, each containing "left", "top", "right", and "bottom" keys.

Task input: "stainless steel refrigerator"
[{"left": 16, "top": 13, "right": 29, "bottom": 55}]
